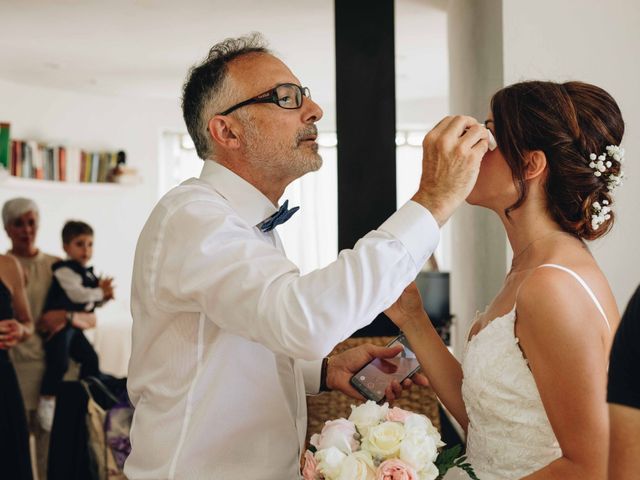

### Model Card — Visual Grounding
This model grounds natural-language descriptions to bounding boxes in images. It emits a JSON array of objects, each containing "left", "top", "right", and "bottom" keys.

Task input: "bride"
[{"left": 386, "top": 81, "right": 624, "bottom": 479}]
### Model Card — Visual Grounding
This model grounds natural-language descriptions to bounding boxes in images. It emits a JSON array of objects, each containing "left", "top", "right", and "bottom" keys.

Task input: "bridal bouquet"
[{"left": 302, "top": 401, "right": 477, "bottom": 480}]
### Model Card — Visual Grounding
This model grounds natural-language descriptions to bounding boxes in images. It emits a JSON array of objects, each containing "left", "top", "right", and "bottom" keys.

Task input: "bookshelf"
[
  {"left": 0, "top": 173, "right": 131, "bottom": 191},
  {"left": 0, "top": 124, "right": 139, "bottom": 185}
]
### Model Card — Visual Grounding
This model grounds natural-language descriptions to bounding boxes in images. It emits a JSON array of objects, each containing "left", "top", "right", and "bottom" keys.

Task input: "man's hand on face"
[
  {"left": 325, "top": 343, "right": 429, "bottom": 404},
  {"left": 412, "top": 115, "right": 490, "bottom": 226}
]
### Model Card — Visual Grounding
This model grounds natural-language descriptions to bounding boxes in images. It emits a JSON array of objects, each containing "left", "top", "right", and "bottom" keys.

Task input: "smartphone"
[{"left": 349, "top": 334, "right": 420, "bottom": 403}]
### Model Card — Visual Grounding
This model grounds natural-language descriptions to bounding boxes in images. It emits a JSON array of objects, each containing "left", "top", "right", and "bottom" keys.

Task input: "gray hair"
[
  {"left": 2, "top": 197, "right": 39, "bottom": 228},
  {"left": 181, "top": 32, "right": 271, "bottom": 160}
]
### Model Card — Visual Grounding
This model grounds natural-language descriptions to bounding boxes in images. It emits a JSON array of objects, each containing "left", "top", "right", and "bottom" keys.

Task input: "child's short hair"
[{"left": 62, "top": 220, "right": 94, "bottom": 244}]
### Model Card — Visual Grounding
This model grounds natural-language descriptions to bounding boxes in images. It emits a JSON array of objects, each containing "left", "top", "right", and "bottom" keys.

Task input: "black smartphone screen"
[{"left": 350, "top": 334, "right": 420, "bottom": 402}]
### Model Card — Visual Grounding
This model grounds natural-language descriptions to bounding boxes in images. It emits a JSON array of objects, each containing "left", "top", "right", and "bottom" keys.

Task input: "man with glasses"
[{"left": 126, "top": 33, "right": 490, "bottom": 479}]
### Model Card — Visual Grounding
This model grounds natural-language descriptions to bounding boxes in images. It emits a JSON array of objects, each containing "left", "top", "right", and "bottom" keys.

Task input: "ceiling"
[{"left": 0, "top": 0, "right": 448, "bottom": 117}]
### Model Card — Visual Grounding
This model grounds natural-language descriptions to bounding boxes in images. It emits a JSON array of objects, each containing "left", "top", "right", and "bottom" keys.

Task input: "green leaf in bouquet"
[
  {"left": 434, "top": 445, "right": 479, "bottom": 480},
  {"left": 435, "top": 444, "right": 462, "bottom": 474},
  {"left": 454, "top": 457, "right": 481, "bottom": 480}
]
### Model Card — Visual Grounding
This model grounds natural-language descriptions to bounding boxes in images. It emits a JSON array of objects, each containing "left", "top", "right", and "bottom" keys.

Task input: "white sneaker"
[{"left": 37, "top": 397, "right": 56, "bottom": 432}]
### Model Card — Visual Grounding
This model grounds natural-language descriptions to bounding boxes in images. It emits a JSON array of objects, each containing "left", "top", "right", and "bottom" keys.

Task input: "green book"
[{"left": 0, "top": 123, "right": 10, "bottom": 169}]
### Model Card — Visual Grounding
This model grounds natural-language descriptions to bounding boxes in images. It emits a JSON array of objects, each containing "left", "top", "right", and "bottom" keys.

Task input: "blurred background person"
[
  {"left": 0, "top": 252, "right": 34, "bottom": 480},
  {"left": 3, "top": 197, "right": 96, "bottom": 480},
  {"left": 608, "top": 284, "right": 640, "bottom": 479}
]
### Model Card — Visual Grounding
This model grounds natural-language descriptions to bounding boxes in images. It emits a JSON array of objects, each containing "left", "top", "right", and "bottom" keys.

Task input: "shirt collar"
[{"left": 198, "top": 160, "right": 278, "bottom": 228}]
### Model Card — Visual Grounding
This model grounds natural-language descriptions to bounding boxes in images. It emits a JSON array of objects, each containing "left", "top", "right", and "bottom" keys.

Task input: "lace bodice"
[
  {"left": 453, "top": 309, "right": 561, "bottom": 479},
  {"left": 444, "top": 264, "right": 610, "bottom": 480}
]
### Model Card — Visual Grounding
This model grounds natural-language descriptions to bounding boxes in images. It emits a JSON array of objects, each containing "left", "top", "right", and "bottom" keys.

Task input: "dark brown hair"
[
  {"left": 491, "top": 81, "right": 624, "bottom": 240},
  {"left": 62, "top": 220, "right": 93, "bottom": 244}
]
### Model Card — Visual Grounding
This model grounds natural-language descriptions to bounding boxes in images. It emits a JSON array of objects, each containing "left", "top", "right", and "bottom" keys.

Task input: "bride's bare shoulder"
[{"left": 515, "top": 260, "right": 619, "bottom": 337}]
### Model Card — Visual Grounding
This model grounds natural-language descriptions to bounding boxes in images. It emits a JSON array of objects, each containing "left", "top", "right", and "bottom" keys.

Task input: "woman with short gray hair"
[{"left": 3, "top": 196, "right": 59, "bottom": 479}]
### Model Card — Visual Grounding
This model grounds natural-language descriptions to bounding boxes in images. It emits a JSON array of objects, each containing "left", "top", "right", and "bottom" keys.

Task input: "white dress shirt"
[{"left": 125, "top": 160, "right": 439, "bottom": 479}]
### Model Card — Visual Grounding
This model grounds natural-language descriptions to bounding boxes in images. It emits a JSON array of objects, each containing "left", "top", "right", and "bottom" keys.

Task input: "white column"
[{"left": 447, "top": 0, "right": 508, "bottom": 357}]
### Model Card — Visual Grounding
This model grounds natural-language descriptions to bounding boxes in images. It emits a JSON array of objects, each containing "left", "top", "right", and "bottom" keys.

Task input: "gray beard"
[{"left": 245, "top": 141, "right": 322, "bottom": 180}]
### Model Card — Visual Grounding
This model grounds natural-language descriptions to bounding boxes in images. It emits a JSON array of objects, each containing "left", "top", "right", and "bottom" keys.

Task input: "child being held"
[{"left": 37, "top": 220, "right": 114, "bottom": 431}]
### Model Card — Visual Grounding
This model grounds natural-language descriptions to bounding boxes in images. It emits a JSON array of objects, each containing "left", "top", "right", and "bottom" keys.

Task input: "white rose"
[
  {"left": 400, "top": 433, "right": 438, "bottom": 470},
  {"left": 427, "top": 423, "right": 445, "bottom": 448},
  {"left": 404, "top": 414, "right": 444, "bottom": 447},
  {"left": 311, "top": 419, "right": 359, "bottom": 454},
  {"left": 403, "top": 413, "right": 428, "bottom": 434},
  {"left": 362, "top": 421, "right": 404, "bottom": 459},
  {"left": 316, "top": 446, "right": 348, "bottom": 480},
  {"left": 348, "top": 401, "right": 389, "bottom": 437},
  {"left": 336, "top": 450, "right": 376, "bottom": 480},
  {"left": 418, "top": 462, "right": 440, "bottom": 480}
]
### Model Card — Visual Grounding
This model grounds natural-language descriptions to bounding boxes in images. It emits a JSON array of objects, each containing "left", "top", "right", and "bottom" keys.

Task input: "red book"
[
  {"left": 79, "top": 151, "right": 86, "bottom": 182},
  {"left": 10, "top": 140, "right": 17, "bottom": 176},
  {"left": 59, "top": 146, "right": 66, "bottom": 181}
]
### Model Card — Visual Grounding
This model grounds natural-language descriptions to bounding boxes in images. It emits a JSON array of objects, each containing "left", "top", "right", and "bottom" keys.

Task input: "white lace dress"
[{"left": 444, "top": 264, "right": 610, "bottom": 480}]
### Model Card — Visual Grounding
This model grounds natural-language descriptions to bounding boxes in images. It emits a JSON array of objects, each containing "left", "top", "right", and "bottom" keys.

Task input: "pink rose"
[
  {"left": 311, "top": 418, "right": 360, "bottom": 454},
  {"left": 376, "top": 459, "right": 418, "bottom": 480},
  {"left": 302, "top": 450, "right": 320, "bottom": 480},
  {"left": 386, "top": 407, "right": 412, "bottom": 423}
]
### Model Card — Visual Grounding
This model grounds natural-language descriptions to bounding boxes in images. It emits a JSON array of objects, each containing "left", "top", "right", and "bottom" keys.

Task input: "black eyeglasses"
[{"left": 218, "top": 83, "right": 311, "bottom": 116}]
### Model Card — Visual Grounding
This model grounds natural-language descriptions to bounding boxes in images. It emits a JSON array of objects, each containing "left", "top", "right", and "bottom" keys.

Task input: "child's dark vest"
[{"left": 45, "top": 260, "right": 100, "bottom": 312}]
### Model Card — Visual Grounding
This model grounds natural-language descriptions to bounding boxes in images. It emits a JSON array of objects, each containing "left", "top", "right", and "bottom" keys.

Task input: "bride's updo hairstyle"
[{"left": 491, "top": 81, "right": 625, "bottom": 240}]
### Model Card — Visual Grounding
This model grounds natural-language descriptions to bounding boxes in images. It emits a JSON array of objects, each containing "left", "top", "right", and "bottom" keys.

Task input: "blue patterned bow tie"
[{"left": 259, "top": 200, "right": 300, "bottom": 232}]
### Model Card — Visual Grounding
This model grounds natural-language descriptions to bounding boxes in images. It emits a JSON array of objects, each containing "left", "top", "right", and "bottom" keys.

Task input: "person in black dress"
[{"left": 0, "top": 254, "right": 34, "bottom": 480}]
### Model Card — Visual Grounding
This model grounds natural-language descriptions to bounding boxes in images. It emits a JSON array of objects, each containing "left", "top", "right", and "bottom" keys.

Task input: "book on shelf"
[
  {"left": 58, "top": 146, "right": 66, "bottom": 181},
  {"left": 11, "top": 138, "right": 21, "bottom": 176},
  {"left": 0, "top": 123, "right": 10, "bottom": 169},
  {"left": 5, "top": 139, "right": 126, "bottom": 184}
]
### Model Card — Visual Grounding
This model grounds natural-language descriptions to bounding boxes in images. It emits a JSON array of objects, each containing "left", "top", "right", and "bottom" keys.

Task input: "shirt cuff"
[
  {"left": 297, "top": 358, "right": 324, "bottom": 395},
  {"left": 378, "top": 200, "right": 440, "bottom": 269}
]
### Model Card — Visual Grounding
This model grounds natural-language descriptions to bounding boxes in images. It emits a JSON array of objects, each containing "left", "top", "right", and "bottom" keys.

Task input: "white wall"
[
  {"left": 502, "top": 0, "right": 640, "bottom": 309},
  {"left": 0, "top": 79, "right": 183, "bottom": 335}
]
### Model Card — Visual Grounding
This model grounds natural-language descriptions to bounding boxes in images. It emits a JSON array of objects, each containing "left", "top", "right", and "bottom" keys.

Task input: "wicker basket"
[{"left": 305, "top": 336, "right": 440, "bottom": 449}]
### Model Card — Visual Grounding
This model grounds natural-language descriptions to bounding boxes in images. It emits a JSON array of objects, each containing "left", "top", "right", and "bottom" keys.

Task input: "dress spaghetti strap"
[{"left": 537, "top": 263, "right": 611, "bottom": 332}]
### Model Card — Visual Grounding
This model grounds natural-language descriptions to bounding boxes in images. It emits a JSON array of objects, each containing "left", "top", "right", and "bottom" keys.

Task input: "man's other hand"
[{"left": 326, "top": 343, "right": 429, "bottom": 404}]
